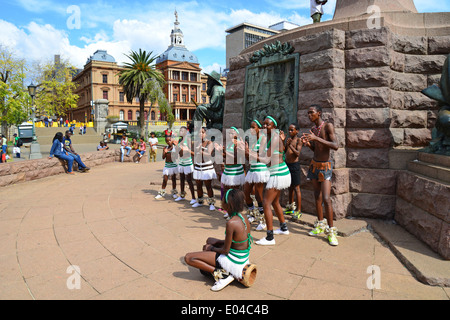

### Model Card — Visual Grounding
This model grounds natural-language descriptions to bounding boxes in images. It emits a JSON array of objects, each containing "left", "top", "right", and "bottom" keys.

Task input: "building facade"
[
  {"left": 225, "top": 23, "right": 279, "bottom": 70},
  {"left": 156, "top": 11, "right": 226, "bottom": 121},
  {"left": 71, "top": 50, "right": 157, "bottom": 124},
  {"left": 225, "top": 21, "right": 300, "bottom": 71}
]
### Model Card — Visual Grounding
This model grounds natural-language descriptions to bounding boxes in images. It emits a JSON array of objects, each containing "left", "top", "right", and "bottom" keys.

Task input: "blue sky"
[{"left": 0, "top": 0, "right": 448, "bottom": 74}]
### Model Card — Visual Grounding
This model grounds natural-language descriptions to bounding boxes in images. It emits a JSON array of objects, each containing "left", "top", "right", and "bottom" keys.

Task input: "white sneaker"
[
  {"left": 192, "top": 202, "right": 203, "bottom": 208},
  {"left": 274, "top": 228, "right": 289, "bottom": 235},
  {"left": 247, "top": 216, "right": 255, "bottom": 223},
  {"left": 210, "top": 275, "right": 235, "bottom": 292},
  {"left": 255, "top": 237, "right": 275, "bottom": 246},
  {"left": 209, "top": 205, "right": 215, "bottom": 211},
  {"left": 189, "top": 199, "right": 197, "bottom": 205},
  {"left": 174, "top": 196, "right": 185, "bottom": 202},
  {"left": 155, "top": 194, "right": 165, "bottom": 200},
  {"left": 256, "top": 223, "right": 266, "bottom": 231},
  {"left": 223, "top": 212, "right": 229, "bottom": 219}
]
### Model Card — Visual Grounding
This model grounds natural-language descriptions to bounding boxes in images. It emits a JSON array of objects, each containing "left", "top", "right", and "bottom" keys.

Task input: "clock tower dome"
[{"left": 170, "top": 10, "right": 184, "bottom": 47}]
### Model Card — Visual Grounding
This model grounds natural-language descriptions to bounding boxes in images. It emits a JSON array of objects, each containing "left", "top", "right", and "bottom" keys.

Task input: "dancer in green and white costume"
[
  {"left": 255, "top": 116, "right": 291, "bottom": 246},
  {"left": 219, "top": 127, "right": 245, "bottom": 218},
  {"left": 155, "top": 137, "right": 179, "bottom": 200},
  {"left": 244, "top": 120, "right": 269, "bottom": 230},
  {"left": 174, "top": 126, "right": 196, "bottom": 204},
  {"left": 184, "top": 189, "right": 252, "bottom": 292},
  {"left": 191, "top": 127, "right": 217, "bottom": 211}
]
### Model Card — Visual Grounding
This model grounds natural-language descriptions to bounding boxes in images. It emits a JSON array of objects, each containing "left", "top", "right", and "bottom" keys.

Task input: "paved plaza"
[{"left": 0, "top": 160, "right": 449, "bottom": 300}]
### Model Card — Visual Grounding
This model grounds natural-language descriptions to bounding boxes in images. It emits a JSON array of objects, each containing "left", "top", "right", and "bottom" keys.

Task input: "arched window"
[
  {"left": 127, "top": 110, "right": 132, "bottom": 120},
  {"left": 119, "top": 110, "right": 124, "bottom": 121},
  {"left": 151, "top": 111, "right": 155, "bottom": 120}
]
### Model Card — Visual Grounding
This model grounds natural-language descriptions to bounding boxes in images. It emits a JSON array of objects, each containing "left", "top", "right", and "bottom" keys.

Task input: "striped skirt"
[
  {"left": 221, "top": 164, "right": 245, "bottom": 186},
  {"left": 216, "top": 249, "right": 250, "bottom": 280},
  {"left": 193, "top": 161, "right": 217, "bottom": 180},
  {"left": 163, "top": 162, "right": 178, "bottom": 177},
  {"left": 178, "top": 157, "right": 194, "bottom": 174},
  {"left": 245, "top": 162, "right": 270, "bottom": 184},
  {"left": 266, "top": 162, "right": 291, "bottom": 190}
]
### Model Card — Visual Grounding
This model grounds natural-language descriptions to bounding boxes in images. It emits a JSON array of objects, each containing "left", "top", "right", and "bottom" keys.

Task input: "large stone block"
[
  {"left": 330, "top": 168, "right": 349, "bottom": 195},
  {"left": 224, "top": 83, "right": 245, "bottom": 100},
  {"left": 298, "top": 88, "right": 346, "bottom": 110},
  {"left": 299, "top": 68, "right": 345, "bottom": 91},
  {"left": 330, "top": 147, "right": 347, "bottom": 169},
  {"left": 349, "top": 168, "right": 397, "bottom": 194},
  {"left": 226, "top": 68, "right": 246, "bottom": 86},
  {"left": 298, "top": 107, "right": 346, "bottom": 129},
  {"left": 332, "top": 193, "right": 352, "bottom": 220},
  {"left": 346, "top": 87, "right": 391, "bottom": 109},
  {"left": 428, "top": 35, "right": 450, "bottom": 54},
  {"left": 346, "top": 46, "right": 390, "bottom": 69},
  {"left": 299, "top": 48, "right": 345, "bottom": 73},
  {"left": 347, "top": 148, "right": 390, "bottom": 168},
  {"left": 351, "top": 193, "right": 396, "bottom": 219},
  {"left": 390, "top": 71, "right": 427, "bottom": 92},
  {"left": 346, "top": 108, "right": 390, "bottom": 128},
  {"left": 299, "top": 189, "right": 351, "bottom": 220},
  {"left": 346, "top": 129, "right": 392, "bottom": 148},
  {"left": 389, "top": 128, "right": 405, "bottom": 147},
  {"left": 291, "top": 29, "right": 345, "bottom": 55},
  {"left": 397, "top": 171, "right": 450, "bottom": 222},
  {"left": 345, "top": 27, "right": 391, "bottom": 49},
  {"left": 229, "top": 52, "right": 253, "bottom": 71},
  {"left": 391, "top": 33, "right": 427, "bottom": 54},
  {"left": 403, "top": 128, "right": 432, "bottom": 147},
  {"left": 224, "top": 98, "right": 244, "bottom": 115},
  {"left": 403, "top": 92, "right": 439, "bottom": 110},
  {"left": 395, "top": 197, "right": 444, "bottom": 256},
  {"left": 404, "top": 54, "right": 447, "bottom": 74},
  {"left": 390, "top": 50, "right": 406, "bottom": 72},
  {"left": 223, "top": 113, "right": 244, "bottom": 129},
  {"left": 346, "top": 67, "right": 391, "bottom": 88},
  {"left": 390, "top": 109, "right": 428, "bottom": 128}
]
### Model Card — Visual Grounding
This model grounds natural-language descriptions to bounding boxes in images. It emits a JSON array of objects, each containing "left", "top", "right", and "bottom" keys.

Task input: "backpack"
[{"left": 17, "top": 138, "right": 23, "bottom": 147}]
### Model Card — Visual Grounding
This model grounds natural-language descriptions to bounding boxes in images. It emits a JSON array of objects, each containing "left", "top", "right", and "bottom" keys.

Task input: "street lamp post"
[{"left": 28, "top": 82, "right": 42, "bottom": 160}]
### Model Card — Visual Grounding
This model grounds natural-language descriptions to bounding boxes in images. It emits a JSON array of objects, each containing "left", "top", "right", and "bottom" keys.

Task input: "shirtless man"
[
  {"left": 282, "top": 123, "right": 302, "bottom": 220},
  {"left": 302, "top": 105, "right": 339, "bottom": 246}
]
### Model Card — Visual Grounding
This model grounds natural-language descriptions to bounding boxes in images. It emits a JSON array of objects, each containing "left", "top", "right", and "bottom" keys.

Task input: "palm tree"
[
  {"left": 142, "top": 77, "right": 174, "bottom": 139},
  {"left": 118, "top": 49, "right": 164, "bottom": 138}
]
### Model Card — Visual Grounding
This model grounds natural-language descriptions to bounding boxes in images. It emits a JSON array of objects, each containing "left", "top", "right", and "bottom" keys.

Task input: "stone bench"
[{"left": 0, "top": 149, "right": 148, "bottom": 187}]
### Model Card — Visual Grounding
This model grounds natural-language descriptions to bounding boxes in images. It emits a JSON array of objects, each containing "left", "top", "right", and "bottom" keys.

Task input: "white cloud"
[
  {"left": 0, "top": 19, "right": 131, "bottom": 69},
  {"left": 200, "top": 62, "right": 226, "bottom": 75}
]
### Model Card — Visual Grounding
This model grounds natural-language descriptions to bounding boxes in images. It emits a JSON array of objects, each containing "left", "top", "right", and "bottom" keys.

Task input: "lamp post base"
[{"left": 29, "top": 142, "right": 43, "bottom": 160}]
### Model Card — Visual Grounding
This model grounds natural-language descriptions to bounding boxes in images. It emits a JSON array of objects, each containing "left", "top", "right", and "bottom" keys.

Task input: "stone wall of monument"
[{"left": 224, "top": 26, "right": 449, "bottom": 218}]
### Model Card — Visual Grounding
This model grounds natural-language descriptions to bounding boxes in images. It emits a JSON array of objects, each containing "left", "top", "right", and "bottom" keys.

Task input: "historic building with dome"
[{"left": 156, "top": 11, "right": 226, "bottom": 121}]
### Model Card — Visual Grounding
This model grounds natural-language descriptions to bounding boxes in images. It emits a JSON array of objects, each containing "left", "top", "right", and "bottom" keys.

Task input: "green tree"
[
  {"left": 33, "top": 58, "right": 79, "bottom": 118},
  {"left": 142, "top": 77, "right": 174, "bottom": 138},
  {"left": 0, "top": 46, "right": 29, "bottom": 137},
  {"left": 118, "top": 49, "right": 164, "bottom": 138}
]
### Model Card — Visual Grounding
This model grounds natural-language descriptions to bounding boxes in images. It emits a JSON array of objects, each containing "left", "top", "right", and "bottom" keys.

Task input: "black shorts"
[{"left": 286, "top": 161, "right": 301, "bottom": 186}]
